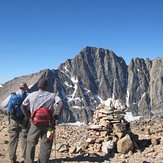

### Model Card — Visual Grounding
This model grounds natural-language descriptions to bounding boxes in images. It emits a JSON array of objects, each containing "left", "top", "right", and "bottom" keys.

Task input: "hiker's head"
[
  {"left": 38, "top": 79, "right": 48, "bottom": 90},
  {"left": 19, "top": 82, "right": 28, "bottom": 91}
]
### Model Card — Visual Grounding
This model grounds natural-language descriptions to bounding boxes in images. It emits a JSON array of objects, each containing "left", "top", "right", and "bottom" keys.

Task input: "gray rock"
[{"left": 117, "top": 134, "right": 134, "bottom": 154}]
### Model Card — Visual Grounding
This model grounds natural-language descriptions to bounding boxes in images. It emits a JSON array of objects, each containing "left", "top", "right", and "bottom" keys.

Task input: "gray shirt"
[{"left": 22, "top": 90, "right": 61, "bottom": 113}]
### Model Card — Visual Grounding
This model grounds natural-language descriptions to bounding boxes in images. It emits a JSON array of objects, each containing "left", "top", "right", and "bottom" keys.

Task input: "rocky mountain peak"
[{"left": 0, "top": 48, "right": 162, "bottom": 123}]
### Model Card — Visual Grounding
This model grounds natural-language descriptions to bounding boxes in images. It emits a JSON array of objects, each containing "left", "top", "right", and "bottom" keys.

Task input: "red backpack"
[{"left": 31, "top": 107, "right": 53, "bottom": 127}]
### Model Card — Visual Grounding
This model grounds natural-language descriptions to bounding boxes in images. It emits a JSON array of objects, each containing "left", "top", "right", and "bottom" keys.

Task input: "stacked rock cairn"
[
  {"left": 57, "top": 104, "right": 139, "bottom": 156},
  {"left": 85, "top": 104, "right": 139, "bottom": 155}
]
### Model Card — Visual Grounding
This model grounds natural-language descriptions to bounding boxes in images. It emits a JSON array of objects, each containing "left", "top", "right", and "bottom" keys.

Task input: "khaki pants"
[
  {"left": 26, "top": 123, "right": 53, "bottom": 163},
  {"left": 9, "top": 118, "right": 29, "bottom": 161}
]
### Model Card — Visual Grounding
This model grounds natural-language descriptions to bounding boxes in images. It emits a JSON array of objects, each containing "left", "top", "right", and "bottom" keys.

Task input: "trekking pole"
[{"left": 54, "top": 121, "right": 57, "bottom": 163}]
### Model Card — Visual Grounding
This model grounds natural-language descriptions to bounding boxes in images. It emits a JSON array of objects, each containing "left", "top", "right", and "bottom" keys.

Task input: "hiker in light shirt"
[{"left": 21, "top": 79, "right": 63, "bottom": 163}]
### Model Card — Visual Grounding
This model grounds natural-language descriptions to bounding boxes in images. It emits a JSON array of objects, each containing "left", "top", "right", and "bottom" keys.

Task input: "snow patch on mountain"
[
  {"left": 124, "top": 112, "right": 141, "bottom": 122},
  {"left": 98, "top": 96, "right": 126, "bottom": 110}
]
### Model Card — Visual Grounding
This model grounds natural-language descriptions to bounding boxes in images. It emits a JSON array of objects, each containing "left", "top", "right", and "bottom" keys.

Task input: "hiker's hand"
[
  {"left": 53, "top": 120, "right": 58, "bottom": 126},
  {"left": 53, "top": 114, "right": 59, "bottom": 120},
  {"left": 29, "top": 118, "right": 32, "bottom": 123}
]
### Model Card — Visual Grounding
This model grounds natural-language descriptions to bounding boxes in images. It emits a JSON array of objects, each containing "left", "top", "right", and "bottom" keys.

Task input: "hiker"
[
  {"left": 1, "top": 83, "right": 29, "bottom": 123},
  {"left": 3, "top": 83, "right": 30, "bottom": 163},
  {"left": 21, "top": 78, "right": 63, "bottom": 163}
]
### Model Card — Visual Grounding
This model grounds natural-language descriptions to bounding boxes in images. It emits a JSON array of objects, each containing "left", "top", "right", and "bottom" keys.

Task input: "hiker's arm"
[
  {"left": 1, "top": 95, "right": 11, "bottom": 108},
  {"left": 21, "top": 97, "right": 31, "bottom": 118},
  {"left": 54, "top": 100, "right": 64, "bottom": 120},
  {"left": 21, "top": 105, "right": 31, "bottom": 118}
]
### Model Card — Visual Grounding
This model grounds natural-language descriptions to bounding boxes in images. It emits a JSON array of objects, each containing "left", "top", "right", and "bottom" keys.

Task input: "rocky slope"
[
  {"left": 0, "top": 47, "right": 162, "bottom": 123},
  {"left": 0, "top": 110, "right": 163, "bottom": 163}
]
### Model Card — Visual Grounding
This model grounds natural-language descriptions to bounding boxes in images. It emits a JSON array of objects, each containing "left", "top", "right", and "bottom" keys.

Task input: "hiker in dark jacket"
[
  {"left": 6, "top": 83, "right": 30, "bottom": 163},
  {"left": 21, "top": 79, "right": 63, "bottom": 163}
]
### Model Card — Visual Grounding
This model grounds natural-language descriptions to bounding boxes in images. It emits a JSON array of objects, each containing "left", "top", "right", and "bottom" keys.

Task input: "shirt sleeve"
[
  {"left": 22, "top": 95, "right": 30, "bottom": 107},
  {"left": 1, "top": 95, "right": 11, "bottom": 108}
]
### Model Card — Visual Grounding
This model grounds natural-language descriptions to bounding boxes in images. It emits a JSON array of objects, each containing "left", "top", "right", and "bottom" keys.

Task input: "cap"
[{"left": 19, "top": 82, "right": 28, "bottom": 89}]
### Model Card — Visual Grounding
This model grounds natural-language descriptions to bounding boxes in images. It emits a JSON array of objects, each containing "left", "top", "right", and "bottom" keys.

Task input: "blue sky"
[{"left": 0, "top": 0, "right": 163, "bottom": 84}]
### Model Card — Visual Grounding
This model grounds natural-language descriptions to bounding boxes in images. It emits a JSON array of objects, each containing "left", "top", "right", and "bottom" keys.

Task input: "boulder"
[{"left": 117, "top": 134, "right": 134, "bottom": 154}]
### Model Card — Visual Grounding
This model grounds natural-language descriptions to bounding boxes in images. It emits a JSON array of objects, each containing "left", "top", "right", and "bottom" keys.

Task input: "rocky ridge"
[{"left": 0, "top": 47, "right": 163, "bottom": 123}]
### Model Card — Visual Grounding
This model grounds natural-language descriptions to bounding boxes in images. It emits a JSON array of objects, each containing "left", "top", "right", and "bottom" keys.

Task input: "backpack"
[
  {"left": 8, "top": 92, "right": 27, "bottom": 120},
  {"left": 31, "top": 107, "right": 53, "bottom": 127}
]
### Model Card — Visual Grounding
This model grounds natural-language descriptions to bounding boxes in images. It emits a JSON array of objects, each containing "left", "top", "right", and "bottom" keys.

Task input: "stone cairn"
[
  {"left": 85, "top": 104, "right": 138, "bottom": 155},
  {"left": 56, "top": 104, "right": 139, "bottom": 156}
]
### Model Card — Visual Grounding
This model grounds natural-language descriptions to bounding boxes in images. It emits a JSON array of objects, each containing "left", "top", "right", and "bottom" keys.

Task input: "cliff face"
[
  {"left": 149, "top": 58, "right": 163, "bottom": 117},
  {"left": 127, "top": 57, "right": 163, "bottom": 118},
  {"left": 127, "top": 58, "right": 152, "bottom": 117},
  {"left": 0, "top": 47, "right": 162, "bottom": 122}
]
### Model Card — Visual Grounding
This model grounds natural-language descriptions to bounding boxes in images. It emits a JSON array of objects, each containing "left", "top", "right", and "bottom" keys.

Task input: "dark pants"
[
  {"left": 9, "top": 118, "right": 29, "bottom": 161},
  {"left": 26, "top": 123, "right": 53, "bottom": 163}
]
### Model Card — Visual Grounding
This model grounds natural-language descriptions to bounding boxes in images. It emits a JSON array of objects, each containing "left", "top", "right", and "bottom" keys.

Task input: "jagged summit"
[{"left": 61, "top": 46, "right": 119, "bottom": 67}]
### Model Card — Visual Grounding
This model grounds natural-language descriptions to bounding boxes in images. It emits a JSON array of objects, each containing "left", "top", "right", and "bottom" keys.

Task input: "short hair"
[{"left": 38, "top": 79, "right": 48, "bottom": 90}]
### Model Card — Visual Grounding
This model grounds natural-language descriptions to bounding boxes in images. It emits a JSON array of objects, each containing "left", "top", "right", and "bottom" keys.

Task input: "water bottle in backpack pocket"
[{"left": 47, "top": 127, "right": 54, "bottom": 140}]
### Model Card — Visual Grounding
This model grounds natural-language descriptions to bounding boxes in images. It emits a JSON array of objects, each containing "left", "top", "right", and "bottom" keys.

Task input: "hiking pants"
[
  {"left": 9, "top": 118, "right": 29, "bottom": 161},
  {"left": 26, "top": 123, "right": 53, "bottom": 163}
]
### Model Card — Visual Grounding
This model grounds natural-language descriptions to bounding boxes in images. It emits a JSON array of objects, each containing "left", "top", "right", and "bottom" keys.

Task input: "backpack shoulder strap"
[{"left": 32, "top": 93, "right": 54, "bottom": 113}]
